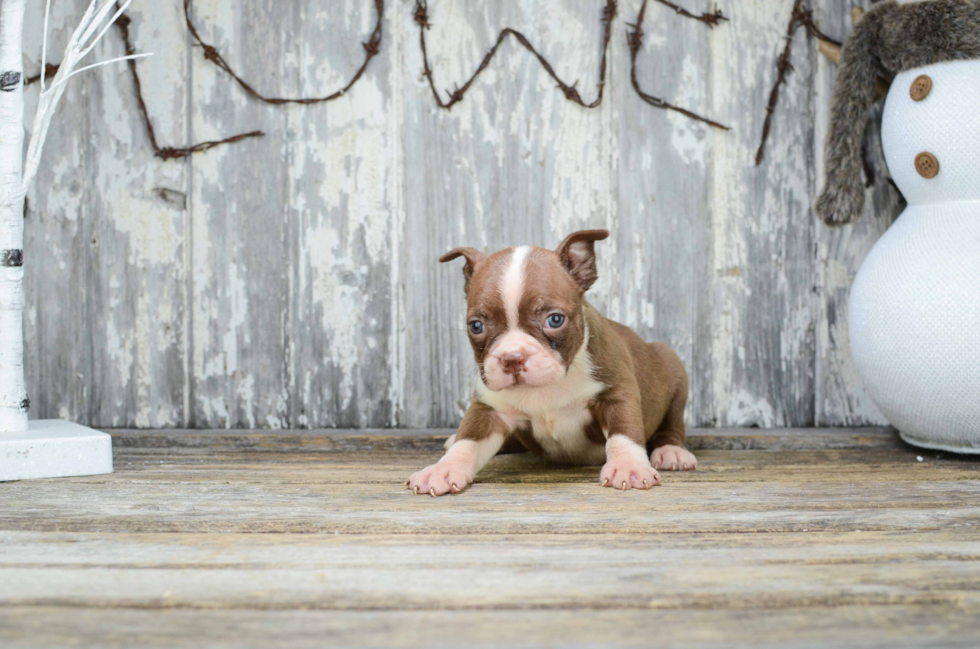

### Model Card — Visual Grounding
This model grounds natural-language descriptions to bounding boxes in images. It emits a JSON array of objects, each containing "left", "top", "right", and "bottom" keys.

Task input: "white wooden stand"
[{"left": 0, "top": 420, "right": 112, "bottom": 481}]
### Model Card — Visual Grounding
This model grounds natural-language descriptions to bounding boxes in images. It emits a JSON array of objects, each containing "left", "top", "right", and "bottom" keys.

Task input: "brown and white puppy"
[{"left": 407, "top": 229, "right": 696, "bottom": 496}]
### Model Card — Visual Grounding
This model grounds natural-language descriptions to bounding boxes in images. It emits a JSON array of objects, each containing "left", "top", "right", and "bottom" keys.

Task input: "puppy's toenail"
[
  {"left": 429, "top": 487, "right": 436, "bottom": 497},
  {"left": 602, "top": 478, "right": 609, "bottom": 486},
  {"left": 621, "top": 481, "right": 627, "bottom": 490},
  {"left": 414, "top": 486, "right": 419, "bottom": 495}
]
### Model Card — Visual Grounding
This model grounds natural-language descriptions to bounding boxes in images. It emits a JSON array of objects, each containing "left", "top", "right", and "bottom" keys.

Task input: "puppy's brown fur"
[
  {"left": 407, "top": 230, "right": 694, "bottom": 496},
  {"left": 586, "top": 306, "right": 689, "bottom": 453}
]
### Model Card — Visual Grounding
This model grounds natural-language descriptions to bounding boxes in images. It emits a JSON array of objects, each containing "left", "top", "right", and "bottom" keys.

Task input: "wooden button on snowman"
[
  {"left": 909, "top": 75, "right": 932, "bottom": 101},
  {"left": 817, "top": 0, "right": 980, "bottom": 453}
]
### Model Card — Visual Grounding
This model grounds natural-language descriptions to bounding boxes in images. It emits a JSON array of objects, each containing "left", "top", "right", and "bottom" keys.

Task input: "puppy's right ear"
[{"left": 439, "top": 247, "right": 487, "bottom": 293}]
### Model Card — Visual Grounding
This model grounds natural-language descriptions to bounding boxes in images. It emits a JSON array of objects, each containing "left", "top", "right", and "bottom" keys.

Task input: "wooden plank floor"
[{"left": 2, "top": 428, "right": 979, "bottom": 648}]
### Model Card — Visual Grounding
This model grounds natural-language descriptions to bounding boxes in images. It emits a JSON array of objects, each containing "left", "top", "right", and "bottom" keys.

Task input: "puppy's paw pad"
[
  {"left": 407, "top": 461, "right": 473, "bottom": 496},
  {"left": 599, "top": 460, "right": 660, "bottom": 491},
  {"left": 651, "top": 445, "right": 698, "bottom": 471}
]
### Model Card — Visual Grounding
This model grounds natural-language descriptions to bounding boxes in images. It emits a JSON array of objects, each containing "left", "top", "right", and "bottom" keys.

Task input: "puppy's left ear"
[{"left": 555, "top": 229, "right": 609, "bottom": 292}]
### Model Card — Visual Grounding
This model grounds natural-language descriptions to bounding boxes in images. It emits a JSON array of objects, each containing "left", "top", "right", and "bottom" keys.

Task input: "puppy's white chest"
[
  {"left": 527, "top": 401, "right": 605, "bottom": 465},
  {"left": 480, "top": 370, "right": 607, "bottom": 465}
]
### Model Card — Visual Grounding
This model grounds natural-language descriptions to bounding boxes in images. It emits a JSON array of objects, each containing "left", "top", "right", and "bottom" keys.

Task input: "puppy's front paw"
[
  {"left": 651, "top": 444, "right": 698, "bottom": 471},
  {"left": 406, "top": 460, "right": 473, "bottom": 497},
  {"left": 599, "top": 458, "right": 660, "bottom": 491}
]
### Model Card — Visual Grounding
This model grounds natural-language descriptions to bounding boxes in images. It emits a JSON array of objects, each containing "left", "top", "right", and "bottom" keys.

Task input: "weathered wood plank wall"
[{"left": 20, "top": 0, "right": 901, "bottom": 429}]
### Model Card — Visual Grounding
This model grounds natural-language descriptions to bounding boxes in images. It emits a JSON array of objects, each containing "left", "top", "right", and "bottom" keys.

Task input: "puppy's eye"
[
  {"left": 545, "top": 314, "right": 565, "bottom": 329},
  {"left": 469, "top": 320, "right": 485, "bottom": 335}
]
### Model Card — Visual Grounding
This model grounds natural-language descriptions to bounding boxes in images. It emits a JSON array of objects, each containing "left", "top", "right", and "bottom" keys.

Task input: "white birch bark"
[
  {"left": 0, "top": 0, "right": 28, "bottom": 433},
  {"left": 0, "top": 0, "right": 144, "bottom": 432}
]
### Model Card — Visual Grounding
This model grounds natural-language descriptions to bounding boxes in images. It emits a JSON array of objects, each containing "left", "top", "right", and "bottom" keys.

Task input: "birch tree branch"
[{"left": 17, "top": 0, "right": 152, "bottom": 200}]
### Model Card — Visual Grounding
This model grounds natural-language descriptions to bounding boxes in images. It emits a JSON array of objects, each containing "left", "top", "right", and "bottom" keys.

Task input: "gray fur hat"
[{"left": 816, "top": 0, "right": 980, "bottom": 226}]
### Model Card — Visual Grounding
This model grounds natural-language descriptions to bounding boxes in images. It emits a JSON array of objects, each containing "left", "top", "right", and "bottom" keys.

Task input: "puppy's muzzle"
[{"left": 500, "top": 351, "right": 527, "bottom": 376}]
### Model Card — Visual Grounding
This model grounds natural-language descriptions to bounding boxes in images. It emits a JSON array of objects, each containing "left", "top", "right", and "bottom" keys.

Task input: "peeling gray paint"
[{"left": 20, "top": 0, "right": 899, "bottom": 429}]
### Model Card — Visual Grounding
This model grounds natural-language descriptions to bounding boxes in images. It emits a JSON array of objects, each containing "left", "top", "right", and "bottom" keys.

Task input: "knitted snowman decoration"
[{"left": 817, "top": 0, "right": 980, "bottom": 452}]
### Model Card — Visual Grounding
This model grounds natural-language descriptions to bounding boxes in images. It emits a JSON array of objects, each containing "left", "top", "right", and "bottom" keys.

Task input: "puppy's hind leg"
[{"left": 649, "top": 382, "right": 697, "bottom": 471}]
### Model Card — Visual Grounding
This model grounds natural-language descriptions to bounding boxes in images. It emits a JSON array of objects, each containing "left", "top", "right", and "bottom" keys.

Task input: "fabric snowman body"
[
  {"left": 849, "top": 60, "right": 980, "bottom": 451},
  {"left": 817, "top": 0, "right": 980, "bottom": 451}
]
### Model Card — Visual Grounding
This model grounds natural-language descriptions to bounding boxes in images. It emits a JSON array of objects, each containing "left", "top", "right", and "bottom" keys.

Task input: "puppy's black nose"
[{"left": 501, "top": 352, "right": 527, "bottom": 376}]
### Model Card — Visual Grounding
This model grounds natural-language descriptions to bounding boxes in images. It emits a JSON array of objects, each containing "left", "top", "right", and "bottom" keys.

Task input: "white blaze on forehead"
[{"left": 500, "top": 246, "right": 530, "bottom": 330}]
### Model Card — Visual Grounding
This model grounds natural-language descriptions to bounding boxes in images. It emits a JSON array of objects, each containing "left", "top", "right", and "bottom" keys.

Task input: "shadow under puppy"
[{"left": 408, "top": 230, "right": 696, "bottom": 496}]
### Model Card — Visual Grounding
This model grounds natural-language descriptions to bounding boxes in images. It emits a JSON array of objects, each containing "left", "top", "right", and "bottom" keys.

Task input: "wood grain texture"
[
  {"left": 2, "top": 434, "right": 979, "bottom": 535},
  {"left": 612, "top": 0, "right": 713, "bottom": 426},
  {"left": 812, "top": 0, "right": 902, "bottom": 426},
  {"left": 21, "top": 0, "right": 901, "bottom": 429},
  {"left": 188, "top": 0, "right": 293, "bottom": 429},
  {"left": 24, "top": 0, "right": 191, "bottom": 428},
  {"left": 104, "top": 426, "right": 906, "bottom": 453},
  {"left": 4, "top": 606, "right": 980, "bottom": 649},
  {"left": 707, "top": 0, "right": 816, "bottom": 427},
  {"left": 1, "top": 432, "right": 978, "bottom": 647},
  {"left": 284, "top": 1, "right": 396, "bottom": 429}
]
